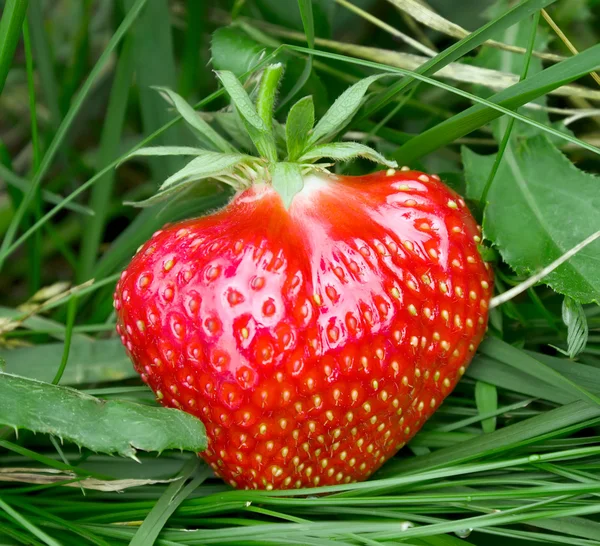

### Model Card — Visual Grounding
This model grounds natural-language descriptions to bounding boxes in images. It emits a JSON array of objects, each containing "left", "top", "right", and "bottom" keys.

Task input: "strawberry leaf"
[
  {"left": 158, "top": 152, "right": 250, "bottom": 191},
  {"left": 463, "top": 137, "right": 600, "bottom": 304},
  {"left": 309, "top": 73, "right": 390, "bottom": 145},
  {"left": 211, "top": 26, "right": 267, "bottom": 78},
  {"left": 285, "top": 95, "right": 314, "bottom": 161},
  {"left": 153, "top": 86, "right": 237, "bottom": 153},
  {"left": 300, "top": 142, "right": 398, "bottom": 168},
  {"left": 0, "top": 372, "right": 207, "bottom": 458},
  {"left": 271, "top": 162, "right": 304, "bottom": 208},
  {"left": 215, "top": 70, "right": 277, "bottom": 161},
  {"left": 126, "top": 152, "right": 252, "bottom": 207}
]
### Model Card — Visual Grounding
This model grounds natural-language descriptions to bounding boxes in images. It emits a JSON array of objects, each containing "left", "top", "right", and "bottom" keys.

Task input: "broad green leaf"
[
  {"left": 158, "top": 152, "right": 250, "bottom": 191},
  {"left": 309, "top": 74, "right": 389, "bottom": 145},
  {"left": 286, "top": 95, "right": 314, "bottom": 160},
  {"left": 271, "top": 162, "right": 304, "bottom": 208},
  {"left": 561, "top": 297, "right": 589, "bottom": 359},
  {"left": 475, "top": 381, "right": 498, "bottom": 433},
  {"left": 211, "top": 26, "right": 268, "bottom": 78},
  {"left": 0, "top": 337, "right": 135, "bottom": 385},
  {"left": 463, "top": 137, "right": 600, "bottom": 303},
  {"left": 300, "top": 142, "right": 398, "bottom": 168},
  {"left": 396, "top": 40, "right": 600, "bottom": 163},
  {"left": 153, "top": 86, "right": 237, "bottom": 153},
  {"left": 0, "top": 372, "right": 207, "bottom": 457},
  {"left": 216, "top": 70, "right": 277, "bottom": 160}
]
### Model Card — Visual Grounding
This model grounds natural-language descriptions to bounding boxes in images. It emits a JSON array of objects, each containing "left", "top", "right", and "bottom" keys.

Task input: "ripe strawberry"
[{"left": 114, "top": 68, "right": 492, "bottom": 490}]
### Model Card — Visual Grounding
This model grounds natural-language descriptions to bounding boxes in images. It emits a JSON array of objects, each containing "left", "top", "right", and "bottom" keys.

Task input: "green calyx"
[{"left": 124, "top": 66, "right": 397, "bottom": 208}]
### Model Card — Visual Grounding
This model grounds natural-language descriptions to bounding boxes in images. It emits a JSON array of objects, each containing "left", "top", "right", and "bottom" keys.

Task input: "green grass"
[{"left": 1, "top": 0, "right": 600, "bottom": 545}]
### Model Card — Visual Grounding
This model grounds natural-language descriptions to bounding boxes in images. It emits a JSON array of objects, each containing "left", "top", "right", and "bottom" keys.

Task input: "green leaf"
[
  {"left": 0, "top": 337, "right": 136, "bottom": 385},
  {"left": 463, "top": 137, "right": 600, "bottom": 304},
  {"left": 215, "top": 71, "right": 266, "bottom": 130},
  {"left": 128, "top": 152, "right": 250, "bottom": 207},
  {"left": 300, "top": 142, "right": 398, "bottom": 168},
  {"left": 561, "top": 297, "right": 589, "bottom": 359},
  {"left": 309, "top": 73, "right": 389, "bottom": 145},
  {"left": 0, "top": 372, "right": 207, "bottom": 457},
  {"left": 211, "top": 26, "right": 268, "bottom": 78},
  {"left": 475, "top": 381, "right": 498, "bottom": 434},
  {"left": 153, "top": 86, "right": 237, "bottom": 153},
  {"left": 216, "top": 70, "right": 277, "bottom": 160},
  {"left": 285, "top": 95, "right": 315, "bottom": 160},
  {"left": 159, "top": 152, "right": 250, "bottom": 191},
  {"left": 271, "top": 162, "right": 304, "bottom": 208}
]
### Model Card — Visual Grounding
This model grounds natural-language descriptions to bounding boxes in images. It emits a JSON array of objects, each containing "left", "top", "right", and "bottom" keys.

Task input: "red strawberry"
[{"left": 114, "top": 168, "right": 492, "bottom": 490}]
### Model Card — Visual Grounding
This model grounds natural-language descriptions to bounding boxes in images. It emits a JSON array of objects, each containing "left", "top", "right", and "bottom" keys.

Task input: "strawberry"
[{"left": 114, "top": 67, "right": 493, "bottom": 490}]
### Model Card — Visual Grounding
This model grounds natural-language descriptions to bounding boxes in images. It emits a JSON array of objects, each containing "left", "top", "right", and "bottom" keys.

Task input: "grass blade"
[
  {"left": 0, "top": 497, "right": 61, "bottom": 546},
  {"left": 130, "top": 458, "right": 208, "bottom": 546},
  {"left": 77, "top": 36, "right": 135, "bottom": 282},
  {"left": 0, "top": 0, "right": 28, "bottom": 95},
  {"left": 0, "top": 0, "right": 149, "bottom": 272},
  {"left": 396, "top": 41, "right": 600, "bottom": 162},
  {"left": 362, "top": 0, "right": 559, "bottom": 118}
]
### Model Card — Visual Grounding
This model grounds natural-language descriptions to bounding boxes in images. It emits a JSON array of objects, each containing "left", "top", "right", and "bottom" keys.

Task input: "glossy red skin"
[{"left": 115, "top": 169, "right": 492, "bottom": 490}]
